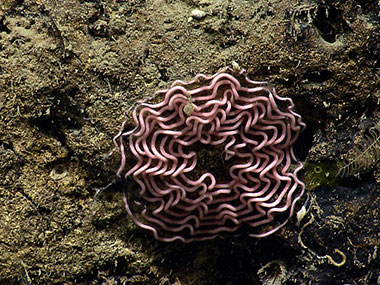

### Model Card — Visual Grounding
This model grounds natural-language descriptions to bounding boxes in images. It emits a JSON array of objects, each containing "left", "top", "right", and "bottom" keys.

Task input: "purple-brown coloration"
[{"left": 113, "top": 67, "right": 306, "bottom": 242}]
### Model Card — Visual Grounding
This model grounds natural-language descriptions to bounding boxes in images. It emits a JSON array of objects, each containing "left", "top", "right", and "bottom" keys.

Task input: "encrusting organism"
[
  {"left": 113, "top": 66, "right": 306, "bottom": 242},
  {"left": 337, "top": 123, "right": 380, "bottom": 178}
]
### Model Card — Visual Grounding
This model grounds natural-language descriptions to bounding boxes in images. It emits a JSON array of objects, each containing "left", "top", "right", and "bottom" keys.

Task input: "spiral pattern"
[{"left": 114, "top": 67, "right": 306, "bottom": 242}]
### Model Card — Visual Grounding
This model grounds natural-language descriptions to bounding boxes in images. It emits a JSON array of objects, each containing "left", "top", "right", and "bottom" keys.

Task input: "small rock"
[{"left": 191, "top": 9, "right": 206, "bottom": 20}]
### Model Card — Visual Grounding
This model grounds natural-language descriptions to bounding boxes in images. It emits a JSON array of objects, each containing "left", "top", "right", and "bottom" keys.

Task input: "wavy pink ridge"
[{"left": 114, "top": 67, "right": 306, "bottom": 242}]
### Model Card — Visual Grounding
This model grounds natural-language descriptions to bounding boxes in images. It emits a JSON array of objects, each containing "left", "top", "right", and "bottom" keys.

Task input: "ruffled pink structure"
[{"left": 114, "top": 67, "right": 306, "bottom": 242}]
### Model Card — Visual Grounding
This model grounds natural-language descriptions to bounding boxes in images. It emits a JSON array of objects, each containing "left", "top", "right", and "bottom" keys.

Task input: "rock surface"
[{"left": 1, "top": 0, "right": 380, "bottom": 283}]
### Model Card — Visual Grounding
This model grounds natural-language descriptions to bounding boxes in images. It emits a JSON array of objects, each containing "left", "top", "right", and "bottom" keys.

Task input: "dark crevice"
[
  {"left": 31, "top": 87, "right": 82, "bottom": 148},
  {"left": 295, "top": 119, "right": 314, "bottom": 161},
  {"left": 0, "top": 140, "right": 14, "bottom": 151},
  {"left": 313, "top": 6, "right": 351, "bottom": 43},
  {"left": 33, "top": 116, "right": 70, "bottom": 146},
  {"left": 304, "top": 69, "right": 333, "bottom": 83},
  {"left": 0, "top": 17, "right": 11, "bottom": 34},
  {"left": 364, "top": 96, "right": 378, "bottom": 118},
  {"left": 158, "top": 66, "right": 169, "bottom": 82},
  {"left": 355, "top": 0, "right": 379, "bottom": 18},
  {"left": 220, "top": 38, "right": 237, "bottom": 49}
]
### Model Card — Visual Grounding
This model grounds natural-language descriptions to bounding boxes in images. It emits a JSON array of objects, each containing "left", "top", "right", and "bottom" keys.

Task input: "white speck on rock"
[{"left": 191, "top": 9, "right": 206, "bottom": 19}]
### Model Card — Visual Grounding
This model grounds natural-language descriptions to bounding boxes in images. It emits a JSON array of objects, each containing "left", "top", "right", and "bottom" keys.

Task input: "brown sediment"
[{"left": 0, "top": 0, "right": 379, "bottom": 283}]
